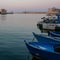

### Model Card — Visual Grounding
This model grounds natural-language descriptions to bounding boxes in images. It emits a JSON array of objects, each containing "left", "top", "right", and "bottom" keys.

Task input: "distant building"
[
  {"left": 0, "top": 9, "right": 7, "bottom": 14},
  {"left": 47, "top": 7, "right": 60, "bottom": 14}
]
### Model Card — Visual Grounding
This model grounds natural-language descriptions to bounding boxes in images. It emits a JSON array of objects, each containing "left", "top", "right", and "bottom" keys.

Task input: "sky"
[{"left": 0, "top": 0, "right": 60, "bottom": 12}]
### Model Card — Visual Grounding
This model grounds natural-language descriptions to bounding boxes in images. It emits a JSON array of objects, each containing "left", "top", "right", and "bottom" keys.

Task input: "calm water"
[{"left": 0, "top": 14, "right": 46, "bottom": 60}]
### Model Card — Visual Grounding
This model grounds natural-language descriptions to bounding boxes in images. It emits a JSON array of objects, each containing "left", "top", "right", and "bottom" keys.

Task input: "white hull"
[{"left": 43, "top": 23, "right": 57, "bottom": 30}]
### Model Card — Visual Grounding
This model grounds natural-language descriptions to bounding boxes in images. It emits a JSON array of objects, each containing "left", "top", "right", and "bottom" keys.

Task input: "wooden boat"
[
  {"left": 25, "top": 40, "right": 60, "bottom": 60},
  {"left": 48, "top": 31, "right": 60, "bottom": 37},
  {"left": 37, "top": 14, "right": 60, "bottom": 32},
  {"left": 32, "top": 32, "right": 60, "bottom": 43}
]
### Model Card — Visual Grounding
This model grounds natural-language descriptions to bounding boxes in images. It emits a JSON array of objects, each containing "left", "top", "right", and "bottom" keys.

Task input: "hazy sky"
[{"left": 0, "top": 0, "right": 60, "bottom": 11}]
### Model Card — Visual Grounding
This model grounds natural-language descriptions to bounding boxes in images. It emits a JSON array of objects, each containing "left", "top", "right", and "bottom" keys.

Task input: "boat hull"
[
  {"left": 48, "top": 31, "right": 60, "bottom": 37},
  {"left": 37, "top": 23, "right": 60, "bottom": 32},
  {"left": 25, "top": 41, "right": 60, "bottom": 60},
  {"left": 33, "top": 32, "right": 60, "bottom": 43}
]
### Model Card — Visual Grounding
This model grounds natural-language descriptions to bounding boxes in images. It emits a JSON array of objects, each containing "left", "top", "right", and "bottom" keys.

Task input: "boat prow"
[{"left": 25, "top": 40, "right": 60, "bottom": 60}]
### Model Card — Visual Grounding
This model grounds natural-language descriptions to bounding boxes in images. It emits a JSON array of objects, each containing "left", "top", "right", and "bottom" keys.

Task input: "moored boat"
[
  {"left": 32, "top": 32, "right": 60, "bottom": 43},
  {"left": 25, "top": 40, "right": 60, "bottom": 60},
  {"left": 48, "top": 31, "right": 60, "bottom": 37},
  {"left": 37, "top": 14, "right": 60, "bottom": 32}
]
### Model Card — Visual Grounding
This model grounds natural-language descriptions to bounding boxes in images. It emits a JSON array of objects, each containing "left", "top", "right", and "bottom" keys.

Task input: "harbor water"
[{"left": 0, "top": 14, "right": 46, "bottom": 60}]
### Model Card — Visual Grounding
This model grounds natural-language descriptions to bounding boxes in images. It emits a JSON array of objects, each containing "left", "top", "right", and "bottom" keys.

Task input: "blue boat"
[
  {"left": 48, "top": 31, "right": 60, "bottom": 37},
  {"left": 32, "top": 32, "right": 60, "bottom": 43},
  {"left": 25, "top": 40, "right": 60, "bottom": 60}
]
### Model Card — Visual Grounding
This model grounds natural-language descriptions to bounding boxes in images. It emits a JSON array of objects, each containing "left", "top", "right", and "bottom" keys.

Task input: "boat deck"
[
  {"left": 42, "top": 34, "right": 60, "bottom": 41},
  {"left": 28, "top": 42, "right": 54, "bottom": 52}
]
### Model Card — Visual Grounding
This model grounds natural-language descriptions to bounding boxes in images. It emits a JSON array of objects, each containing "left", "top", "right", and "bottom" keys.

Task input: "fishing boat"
[
  {"left": 32, "top": 32, "right": 60, "bottom": 43},
  {"left": 25, "top": 40, "right": 60, "bottom": 60},
  {"left": 48, "top": 31, "right": 60, "bottom": 37},
  {"left": 37, "top": 14, "right": 60, "bottom": 32}
]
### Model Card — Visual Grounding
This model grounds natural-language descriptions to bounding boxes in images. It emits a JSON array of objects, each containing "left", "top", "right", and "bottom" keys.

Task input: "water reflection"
[
  {"left": 0, "top": 14, "right": 45, "bottom": 60},
  {"left": 0, "top": 15, "right": 6, "bottom": 21}
]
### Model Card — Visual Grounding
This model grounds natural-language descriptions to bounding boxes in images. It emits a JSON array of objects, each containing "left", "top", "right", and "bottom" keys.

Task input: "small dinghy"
[{"left": 25, "top": 40, "right": 60, "bottom": 60}]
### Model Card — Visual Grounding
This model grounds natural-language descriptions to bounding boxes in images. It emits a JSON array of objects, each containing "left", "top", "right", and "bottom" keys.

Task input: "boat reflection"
[{"left": 0, "top": 15, "right": 6, "bottom": 20}]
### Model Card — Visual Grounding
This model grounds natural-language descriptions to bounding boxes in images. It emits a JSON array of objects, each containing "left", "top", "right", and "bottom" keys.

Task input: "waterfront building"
[
  {"left": 0, "top": 9, "right": 7, "bottom": 14},
  {"left": 47, "top": 7, "right": 60, "bottom": 15}
]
